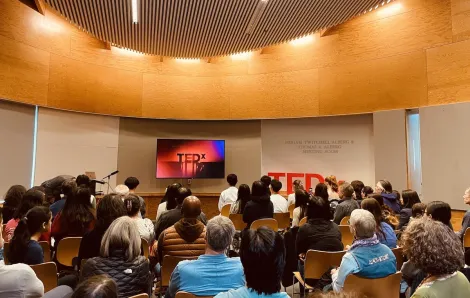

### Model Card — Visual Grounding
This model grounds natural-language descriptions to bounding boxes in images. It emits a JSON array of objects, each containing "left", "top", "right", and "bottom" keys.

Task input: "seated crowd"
[{"left": 0, "top": 173, "right": 470, "bottom": 298}]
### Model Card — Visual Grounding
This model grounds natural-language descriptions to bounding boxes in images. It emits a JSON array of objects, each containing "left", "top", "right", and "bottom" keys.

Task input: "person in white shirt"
[
  {"left": 0, "top": 261, "right": 44, "bottom": 297},
  {"left": 270, "top": 179, "right": 288, "bottom": 213},
  {"left": 218, "top": 174, "right": 239, "bottom": 212},
  {"left": 287, "top": 179, "right": 304, "bottom": 207}
]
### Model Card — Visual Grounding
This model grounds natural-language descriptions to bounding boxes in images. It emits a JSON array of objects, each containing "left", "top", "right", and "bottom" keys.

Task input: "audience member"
[
  {"left": 350, "top": 180, "right": 364, "bottom": 204},
  {"left": 50, "top": 179, "right": 77, "bottom": 220},
  {"left": 156, "top": 183, "right": 182, "bottom": 221},
  {"left": 426, "top": 201, "right": 453, "bottom": 229},
  {"left": 78, "top": 193, "right": 127, "bottom": 262},
  {"left": 124, "top": 194, "right": 154, "bottom": 243},
  {"left": 114, "top": 184, "right": 129, "bottom": 196},
  {"left": 315, "top": 183, "right": 329, "bottom": 202},
  {"left": 402, "top": 218, "right": 470, "bottom": 297},
  {"left": 411, "top": 203, "right": 426, "bottom": 220},
  {"left": 333, "top": 182, "right": 359, "bottom": 225},
  {"left": 124, "top": 176, "right": 146, "bottom": 217},
  {"left": 8, "top": 206, "right": 51, "bottom": 265},
  {"left": 292, "top": 189, "right": 309, "bottom": 227},
  {"left": 270, "top": 179, "right": 288, "bottom": 213},
  {"left": 156, "top": 196, "right": 206, "bottom": 265},
  {"left": 243, "top": 181, "right": 274, "bottom": 228},
  {"left": 51, "top": 186, "right": 96, "bottom": 247},
  {"left": 154, "top": 187, "right": 207, "bottom": 240},
  {"left": 325, "top": 175, "right": 340, "bottom": 200},
  {"left": 296, "top": 196, "right": 343, "bottom": 259},
  {"left": 81, "top": 216, "right": 152, "bottom": 297},
  {"left": 41, "top": 175, "right": 74, "bottom": 204},
  {"left": 457, "top": 187, "right": 470, "bottom": 240},
  {"left": 287, "top": 180, "right": 304, "bottom": 207},
  {"left": 71, "top": 276, "right": 118, "bottom": 298},
  {"left": 367, "top": 193, "right": 399, "bottom": 228},
  {"left": 0, "top": 260, "right": 44, "bottom": 297},
  {"left": 360, "top": 198, "right": 397, "bottom": 248},
  {"left": 2, "top": 185, "right": 26, "bottom": 223},
  {"left": 76, "top": 174, "right": 97, "bottom": 209},
  {"left": 219, "top": 174, "right": 239, "bottom": 212},
  {"left": 5, "top": 188, "right": 45, "bottom": 241},
  {"left": 375, "top": 180, "right": 401, "bottom": 213},
  {"left": 215, "top": 227, "right": 288, "bottom": 298},
  {"left": 332, "top": 209, "right": 396, "bottom": 292},
  {"left": 230, "top": 184, "right": 251, "bottom": 214},
  {"left": 398, "top": 190, "right": 421, "bottom": 230},
  {"left": 167, "top": 216, "right": 244, "bottom": 298},
  {"left": 361, "top": 186, "right": 373, "bottom": 199},
  {"left": 260, "top": 175, "right": 272, "bottom": 196}
]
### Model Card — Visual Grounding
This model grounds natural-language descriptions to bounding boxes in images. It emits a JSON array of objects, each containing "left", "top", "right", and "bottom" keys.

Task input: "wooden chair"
[
  {"left": 391, "top": 247, "right": 404, "bottom": 270},
  {"left": 273, "top": 212, "right": 290, "bottom": 230},
  {"left": 141, "top": 238, "right": 149, "bottom": 258},
  {"left": 30, "top": 262, "right": 58, "bottom": 292},
  {"left": 39, "top": 241, "right": 51, "bottom": 262},
  {"left": 229, "top": 213, "right": 246, "bottom": 231},
  {"left": 288, "top": 204, "right": 295, "bottom": 219},
  {"left": 161, "top": 256, "right": 198, "bottom": 288},
  {"left": 220, "top": 204, "right": 232, "bottom": 217},
  {"left": 299, "top": 217, "right": 307, "bottom": 227},
  {"left": 340, "top": 216, "right": 350, "bottom": 225},
  {"left": 56, "top": 237, "right": 82, "bottom": 267},
  {"left": 3, "top": 242, "right": 10, "bottom": 264},
  {"left": 293, "top": 250, "right": 346, "bottom": 296},
  {"left": 339, "top": 225, "right": 354, "bottom": 247},
  {"left": 176, "top": 291, "right": 213, "bottom": 298},
  {"left": 343, "top": 272, "right": 402, "bottom": 298},
  {"left": 250, "top": 218, "right": 278, "bottom": 231},
  {"left": 464, "top": 228, "right": 470, "bottom": 248},
  {"left": 129, "top": 294, "right": 149, "bottom": 298}
]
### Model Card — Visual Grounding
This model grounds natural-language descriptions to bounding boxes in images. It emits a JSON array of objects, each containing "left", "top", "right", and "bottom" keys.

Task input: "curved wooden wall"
[{"left": 0, "top": 0, "right": 469, "bottom": 119}]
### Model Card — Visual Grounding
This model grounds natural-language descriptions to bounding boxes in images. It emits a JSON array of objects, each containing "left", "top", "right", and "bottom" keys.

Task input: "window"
[{"left": 406, "top": 109, "right": 422, "bottom": 195}]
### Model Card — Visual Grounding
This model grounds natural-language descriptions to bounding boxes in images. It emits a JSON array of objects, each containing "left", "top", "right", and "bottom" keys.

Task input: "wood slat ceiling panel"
[{"left": 45, "top": 0, "right": 386, "bottom": 58}]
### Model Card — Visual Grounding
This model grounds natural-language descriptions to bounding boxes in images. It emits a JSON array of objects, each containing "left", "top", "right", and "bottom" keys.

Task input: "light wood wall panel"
[
  {"left": 451, "top": 0, "right": 470, "bottom": 42},
  {"left": 319, "top": 50, "right": 428, "bottom": 115}
]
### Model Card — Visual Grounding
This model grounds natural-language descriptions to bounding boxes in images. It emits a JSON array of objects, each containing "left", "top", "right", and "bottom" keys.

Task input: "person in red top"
[{"left": 51, "top": 186, "right": 96, "bottom": 248}]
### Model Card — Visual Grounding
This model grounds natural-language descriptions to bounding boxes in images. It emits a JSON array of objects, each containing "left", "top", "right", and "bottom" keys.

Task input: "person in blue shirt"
[
  {"left": 166, "top": 215, "right": 245, "bottom": 298},
  {"left": 215, "top": 227, "right": 288, "bottom": 298},
  {"left": 331, "top": 209, "right": 397, "bottom": 292},
  {"left": 361, "top": 198, "right": 397, "bottom": 248}
]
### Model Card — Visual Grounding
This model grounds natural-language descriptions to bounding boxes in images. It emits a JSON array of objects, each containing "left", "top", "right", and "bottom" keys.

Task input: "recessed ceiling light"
[
  {"left": 132, "top": 0, "right": 138, "bottom": 23},
  {"left": 289, "top": 35, "right": 314, "bottom": 46},
  {"left": 175, "top": 58, "right": 200, "bottom": 63},
  {"left": 231, "top": 51, "right": 253, "bottom": 60}
]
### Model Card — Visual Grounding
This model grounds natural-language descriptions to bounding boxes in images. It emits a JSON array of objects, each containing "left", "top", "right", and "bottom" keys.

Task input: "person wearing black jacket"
[
  {"left": 243, "top": 181, "right": 274, "bottom": 229},
  {"left": 333, "top": 182, "right": 359, "bottom": 225}
]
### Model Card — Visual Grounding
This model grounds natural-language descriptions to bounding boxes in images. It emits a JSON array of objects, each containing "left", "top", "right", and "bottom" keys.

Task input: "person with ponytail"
[
  {"left": 51, "top": 186, "right": 96, "bottom": 247},
  {"left": 325, "top": 175, "right": 340, "bottom": 200},
  {"left": 8, "top": 206, "right": 52, "bottom": 265},
  {"left": 124, "top": 194, "right": 154, "bottom": 243}
]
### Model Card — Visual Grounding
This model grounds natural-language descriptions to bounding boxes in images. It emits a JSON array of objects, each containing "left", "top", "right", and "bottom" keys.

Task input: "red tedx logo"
[{"left": 267, "top": 172, "right": 339, "bottom": 194}]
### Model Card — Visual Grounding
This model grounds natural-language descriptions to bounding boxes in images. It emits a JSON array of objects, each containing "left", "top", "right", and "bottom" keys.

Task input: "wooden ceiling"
[{"left": 44, "top": 0, "right": 387, "bottom": 58}]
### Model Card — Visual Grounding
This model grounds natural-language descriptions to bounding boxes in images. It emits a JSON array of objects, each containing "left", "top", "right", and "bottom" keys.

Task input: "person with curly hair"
[{"left": 401, "top": 217, "right": 470, "bottom": 297}]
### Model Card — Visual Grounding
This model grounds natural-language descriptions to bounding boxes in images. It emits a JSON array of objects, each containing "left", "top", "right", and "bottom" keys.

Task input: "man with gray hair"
[
  {"left": 166, "top": 215, "right": 245, "bottom": 298},
  {"left": 333, "top": 182, "right": 360, "bottom": 225}
]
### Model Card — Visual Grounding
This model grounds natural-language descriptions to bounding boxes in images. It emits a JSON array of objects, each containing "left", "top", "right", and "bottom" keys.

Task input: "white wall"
[
  {"left": 420, "top": 103, "right": 470, "bottom": 210},
  {"left": 261, "top": 114, "right": 375, "bottom": 190},
  {"left": 373, "top": 110, "right": 408, "bottom": 192},
  {"left": 34, "top": 108, "right": 120, "bottom": 190}
]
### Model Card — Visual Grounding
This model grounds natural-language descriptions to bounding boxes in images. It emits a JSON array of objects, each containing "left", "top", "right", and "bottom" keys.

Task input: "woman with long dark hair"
[
  {"left": 398, "top": 190, "right": 421, "bottom": 230},
  {"left": 361, "top": 198, "right": 397, "bottom": 248},
  {"left": 243, "top": 181, "right": 274, "bottom": 228},
  {"left": 8, "top": 206, "right": 52, "bottom": 265},
  {"left": 230, "top": 184, "right": 251, "bottom": 214},
  {"left": 156, "top": 183, "right": 182, "bottom": 221},
  {"left": 51, "top": 186, "right": 96, "bottom": 246},
  {"left": 2, "top": 185, "right": 26, "bottom": 223},
  {"left": 292, "top": 189, "right": 309, "bottom": 227}
]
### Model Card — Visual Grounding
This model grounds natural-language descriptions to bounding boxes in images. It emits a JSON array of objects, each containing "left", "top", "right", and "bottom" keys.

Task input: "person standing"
[
  {"left": 218, "top": 174, "right": 238, "bottom": 212},
  {"left": 270, "top": 180, "right": 288, "bottom": 213}
]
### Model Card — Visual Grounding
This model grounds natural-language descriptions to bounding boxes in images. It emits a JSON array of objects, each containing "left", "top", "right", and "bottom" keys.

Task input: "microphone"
[
  {"left": 91, "top": 179, "right": 105, "bottom": 185},
  {"left": 103, "top": 170, "right": 119, "bottom": 179}
]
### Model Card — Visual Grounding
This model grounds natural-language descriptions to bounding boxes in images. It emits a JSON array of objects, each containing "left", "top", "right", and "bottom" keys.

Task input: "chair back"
[
  {"left": 288, "top": 204, "right": 295, "bottom": 219},
  {"left": 39, "top": 241, "right": 51, "bottom": 262},
  {"left": 340, "top": 216, "right": 350, "bottom": 225},
  {"left": 250, "top": 218, "right": 278, "bottom": 231},
  {"left": 3, "top": 242, "right": 10, "bottom": 264},
  {"left": 56, "top": 237, "right": 82, "bottom": 267},
  {"left": 304, "top": 250, "right": 346, "bottom": 279},
  {"left": 141, "top": 238, "right": 149, "bottom": 258},
  {"left": 176, "top": 291, "right": 213, "bottom": 298},
  {"left": 30, "top": 262, "right": 58, "bottom": 293},
  {"left": 344, "top": 272, "right": 402, "bottom": 298},
  {"left": 220, "top": 204, "right": 232, "bottom": 217},
  {"left": 129, "top": 294, "right": 149, "bottom": 298},
  {"left": 161, "top": 256, "right": 197, "bottom": 287},
  {"left": 464, "top": 228, "right": 470, "bottom": 248},
  {"left": 391, "top": 247, "right": 404, "bottom": 270},
  {"left": 299, "top": 217, "right": 307, "bottom": 227},
  {"left": 273, "top": 213, "right": 290, "bottom": 230},
  {"left": 339, "top": 225, "right": 354, "bottom": 247},
  {"left": 229, "top": 213, "right": 245, "bottom": 231}
]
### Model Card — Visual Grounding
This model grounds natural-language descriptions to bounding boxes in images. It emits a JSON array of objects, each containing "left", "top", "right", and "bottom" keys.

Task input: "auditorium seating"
[
  {"left": 129, "top": 294, "right": 149, "bottom": 298},
  {"left": 340, "top": 216, "right": 350, "bottom": 225},
  {"left": 273, "top": 213, "right": 290, "bottom": 230},
  {"left": 288, "top": 204, "right": 295, "bottom": 219},
  {"left": 343, "top": 272, "right": 402, "bottom": 298},
  {"left": 250, "top": 218, "right": 278, "bottom": 231},
  {"left": 141, "top": 238, "right": 149, "bottom": 259},
  {"left": 339, "top": 225, "right": 354, "bottom": 247},
  {"left": 299, "top": 217, "right": 307, "bottom": 226},
  {"left": 39, "top": 241, "right": 51, "bottom": 262},
  {"left": 176, "top": 291, "right": 213, "bottom": 298},
  {"left": 464, "top": 228, "right": 470, "bottom": 248},
  {"left": 30, "top": 262, "right": 58, "bottom": 292},
  {"left": 220, "top": 204, "right": 231, "bottom": 218},
  {"left": 159, "top": 256, "right": 198, "bottom": 296},
  {"left": 228, "top": 213, "right": 245, "bottom": 231},
  {"left": 391, "top": 247, "right": 404, "bottom": 270},
  {"left": 56, "top": 237, "right": 82, "bottom": 267}
]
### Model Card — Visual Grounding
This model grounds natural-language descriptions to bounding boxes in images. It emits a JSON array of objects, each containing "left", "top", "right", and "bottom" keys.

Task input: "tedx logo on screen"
[{"left": 177, "top": 153, "right": 206, "bottom": 176}]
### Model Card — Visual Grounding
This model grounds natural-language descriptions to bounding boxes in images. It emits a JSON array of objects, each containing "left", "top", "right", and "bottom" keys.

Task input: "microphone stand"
[{"left": 102, "top": 170, "right": 118, "bottom": 194}]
